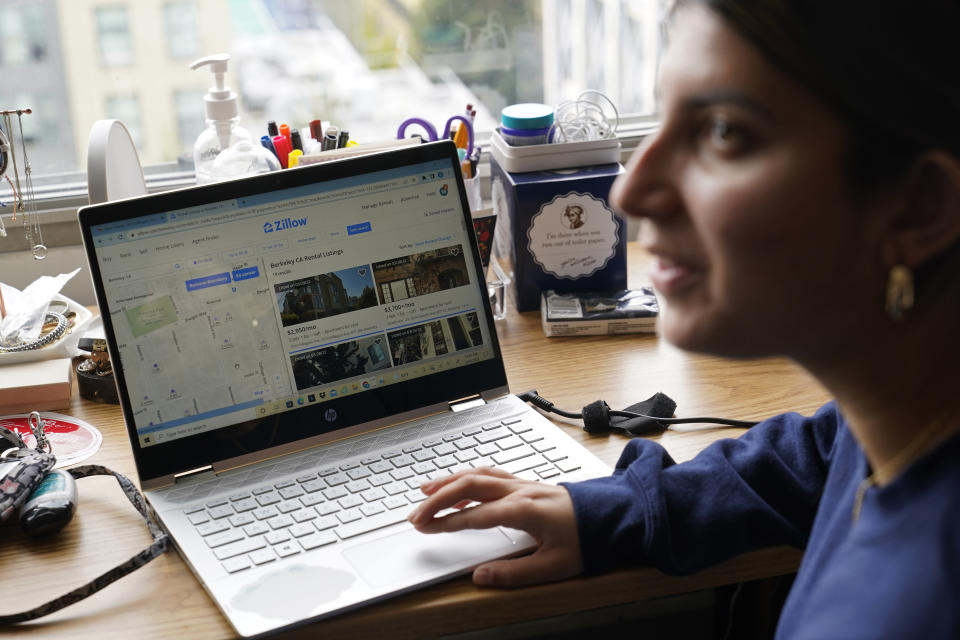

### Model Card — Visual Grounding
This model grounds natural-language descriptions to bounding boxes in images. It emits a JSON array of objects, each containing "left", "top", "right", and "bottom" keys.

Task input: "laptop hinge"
[
  {"left": 173, "top": 464, "right": 216, "bottom": 484},
  {"left": 449, "top": 394, "right": 485, "bottom": 413}
]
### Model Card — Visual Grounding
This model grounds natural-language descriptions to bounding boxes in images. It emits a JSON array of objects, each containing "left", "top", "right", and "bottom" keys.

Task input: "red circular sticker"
[{"left": 0, "top": 413, "right": 102, "bottom": 468}]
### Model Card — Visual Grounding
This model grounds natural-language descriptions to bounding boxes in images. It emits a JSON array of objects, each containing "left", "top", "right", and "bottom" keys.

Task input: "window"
[
  {"left": 382, "top": 277, "right": 416, "bottom": 303},
  {"left": 0, "top": 0, "right": 665, "bottom": 204},
  {"left": 96, "top": 6, "right": 134, "bottom": 67},
  {"left": 106, "top": 94, "right": 143, "bottom": 148},
  {"left": 165, "top": 1, "right": 202, "bottom": 59},
  {"left": 0, "top": 3, "right": 47, "bottom": 65},
  {"left": 175, "top": 89, "right": 206, "bottom": 154}
]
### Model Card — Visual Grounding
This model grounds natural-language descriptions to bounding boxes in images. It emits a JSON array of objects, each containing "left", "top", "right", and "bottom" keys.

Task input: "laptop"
[{"left": 78, "top": 140, "right": 610, "bottom": 637}]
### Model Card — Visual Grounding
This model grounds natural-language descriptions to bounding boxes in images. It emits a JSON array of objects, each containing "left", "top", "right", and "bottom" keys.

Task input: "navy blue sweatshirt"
[{"left": 564, "top": 403, "right": 960, "bottom": 638}]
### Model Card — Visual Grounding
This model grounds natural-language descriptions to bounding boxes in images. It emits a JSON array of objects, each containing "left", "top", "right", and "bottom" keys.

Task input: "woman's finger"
[
  {"left": 419, "top": 466, "right": 515, "bottom": 496},
  {"left": 408, "top": 473, "right": 518, "bottom": 526},
  {"left": 412, "top": 496, "right": 535, "bottom": 534},
  {"left": 472, "top": 545, "right": 582, "bottom": 589}
]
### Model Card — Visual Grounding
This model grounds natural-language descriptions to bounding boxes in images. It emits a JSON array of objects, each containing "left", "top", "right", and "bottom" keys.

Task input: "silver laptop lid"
[{"left": 78, "top": 141, "right": 508, "bottom": 487}]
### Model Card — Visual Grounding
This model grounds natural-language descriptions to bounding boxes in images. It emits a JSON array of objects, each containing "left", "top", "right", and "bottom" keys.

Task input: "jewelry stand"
[{"left": 0, "top": 107, "right": 46, "bottom": 259}]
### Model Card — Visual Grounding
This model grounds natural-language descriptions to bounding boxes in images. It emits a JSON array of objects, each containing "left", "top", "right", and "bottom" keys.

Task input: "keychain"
[{"left": 0, "top": 412, "right": 57, "bottom": 524}]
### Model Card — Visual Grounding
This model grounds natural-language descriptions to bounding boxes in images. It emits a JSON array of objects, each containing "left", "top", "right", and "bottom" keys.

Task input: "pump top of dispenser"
[{"left": 189, "top": 53, "right": 239, "bottom": 123}]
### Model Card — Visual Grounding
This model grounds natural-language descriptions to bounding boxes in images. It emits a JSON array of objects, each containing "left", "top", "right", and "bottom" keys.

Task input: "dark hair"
[{"left": 673, "top": 0, "right": 960, "bottom": 187}]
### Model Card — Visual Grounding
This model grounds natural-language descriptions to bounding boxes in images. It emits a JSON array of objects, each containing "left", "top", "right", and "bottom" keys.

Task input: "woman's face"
[{"left": 611, "top": 5, "right": 889, "bottom": 361}]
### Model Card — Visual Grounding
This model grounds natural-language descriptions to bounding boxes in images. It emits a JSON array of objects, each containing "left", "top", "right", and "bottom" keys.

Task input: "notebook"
[{"left": 78, "top": 140, "right": 610, "bottom": 637}]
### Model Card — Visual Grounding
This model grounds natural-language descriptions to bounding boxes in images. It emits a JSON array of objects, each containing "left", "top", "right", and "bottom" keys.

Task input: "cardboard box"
[
  {"left": 491, "top": 157, "right": 627, "bottom": 311},
  {"left": 0, "top": 357, "right": 73, "bottom": 415}
]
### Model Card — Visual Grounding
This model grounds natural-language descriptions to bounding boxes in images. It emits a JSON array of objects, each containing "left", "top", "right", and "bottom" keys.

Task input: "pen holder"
[
  {"left": 487, "top": 257, "right": 510, "bottom": 321},
  {"left": 464, "top": 174, "right": 482, "bottom": 212},
  {"left": 470, "top": 210, "right": 506, "bottom": 321}
]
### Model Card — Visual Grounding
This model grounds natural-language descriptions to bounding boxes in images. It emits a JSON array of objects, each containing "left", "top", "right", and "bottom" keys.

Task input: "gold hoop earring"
[{"left": 885, "top": 265, "right": 914, "bottom": 321}]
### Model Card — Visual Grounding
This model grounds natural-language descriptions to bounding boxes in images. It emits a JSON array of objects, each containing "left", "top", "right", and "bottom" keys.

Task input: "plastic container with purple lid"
[{"left": 499, "top": 103, "right": 554, "bottom": 146}]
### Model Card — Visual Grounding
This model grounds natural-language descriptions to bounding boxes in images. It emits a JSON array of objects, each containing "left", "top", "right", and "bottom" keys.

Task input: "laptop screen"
[{"left": 80, "top": 142, "right": 508, "bottom": 483}]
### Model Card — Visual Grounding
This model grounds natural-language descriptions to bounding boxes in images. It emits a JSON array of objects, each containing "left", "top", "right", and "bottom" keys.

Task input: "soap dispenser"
[{"left": 189, "top": 53, "right": 253, "bottom": 183}]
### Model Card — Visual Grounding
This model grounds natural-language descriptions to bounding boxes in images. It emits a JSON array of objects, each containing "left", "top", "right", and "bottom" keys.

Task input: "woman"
[{"left": 409, "top": 1, "right": 960, "bottom": 637}]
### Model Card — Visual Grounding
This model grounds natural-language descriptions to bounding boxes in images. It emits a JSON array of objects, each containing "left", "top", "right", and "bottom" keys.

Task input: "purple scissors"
[{"left": 397, "top": 115, "right": 474, "bottom": 158}]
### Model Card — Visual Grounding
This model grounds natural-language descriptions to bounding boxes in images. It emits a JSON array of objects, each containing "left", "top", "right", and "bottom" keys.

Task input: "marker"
[
  {"left": 267, "top": 120, "right": 279, "bottom": 137},
  {"left": 272, "top": 134, "right": 291, "bottom": 168},
  {"left": 279, "top": 123, "right": 291, "bottom": 146},
  {"left": 337, "top": 129, "right": 349, "bottom": 149},
  {"left": 288, "top": 149, "right": 303, "bottom": 167},
  {"left": 322, "top": 125, "right": 339, "bottom": 151},
  {"left": 291, "top": 128, "right": 303, "bottom": 151},
  {"left": 260, "top": 135, "right": 278, "bottom": 159},
  {"left": 309, "top": 119, "right": 323, "bottom": 142}
]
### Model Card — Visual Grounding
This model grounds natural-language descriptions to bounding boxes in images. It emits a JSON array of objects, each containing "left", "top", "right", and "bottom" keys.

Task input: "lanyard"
[{"left": 0, "top": 464, "right": 169, "bottom": 625}]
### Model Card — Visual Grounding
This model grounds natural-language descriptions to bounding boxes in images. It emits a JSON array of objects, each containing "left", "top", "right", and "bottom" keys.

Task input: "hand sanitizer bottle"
[{"left": 189, "top": 53, "right": 253, "bottom": 184}]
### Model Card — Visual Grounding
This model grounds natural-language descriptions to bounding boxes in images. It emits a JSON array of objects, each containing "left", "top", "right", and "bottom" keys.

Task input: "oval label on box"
[{"left": 526, "top": 191, "right": 619, "bottom": 279}]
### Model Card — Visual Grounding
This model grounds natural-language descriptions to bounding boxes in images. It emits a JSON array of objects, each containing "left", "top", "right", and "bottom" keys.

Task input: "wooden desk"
[{"left": 0, "top": 245, "right": 829, "bottom": 639}]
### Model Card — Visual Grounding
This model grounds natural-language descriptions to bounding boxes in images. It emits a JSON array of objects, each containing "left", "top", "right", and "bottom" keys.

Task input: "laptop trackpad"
[{"left": 342, "top": 527, "right": 517, "bottom": 589}]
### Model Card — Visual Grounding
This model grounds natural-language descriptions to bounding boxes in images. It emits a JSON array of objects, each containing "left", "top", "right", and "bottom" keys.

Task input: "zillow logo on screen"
[{"left": 263, "top": 217, "right": 308, "bottom": 233}]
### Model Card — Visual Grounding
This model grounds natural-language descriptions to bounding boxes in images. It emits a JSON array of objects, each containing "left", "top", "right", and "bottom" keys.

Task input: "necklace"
[{"left": 851, "top": 416, "right": 960, "bottom": 522}]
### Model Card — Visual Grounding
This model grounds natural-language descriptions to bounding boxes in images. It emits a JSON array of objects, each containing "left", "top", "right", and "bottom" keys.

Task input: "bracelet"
[{"left": 0, "top": 311, "right": 69, "bottom": 352}]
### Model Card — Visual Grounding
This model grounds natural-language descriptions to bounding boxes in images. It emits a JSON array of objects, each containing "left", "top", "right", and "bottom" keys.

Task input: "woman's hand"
[{"left": 407, "top": 467, "right": 583, "bottom": 588}]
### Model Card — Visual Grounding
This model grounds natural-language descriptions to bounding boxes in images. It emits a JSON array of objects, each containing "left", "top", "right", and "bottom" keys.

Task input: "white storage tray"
[
  {"left": 489, "top": 130, "right": 621, "bottom": 173},
  {"left": 0, "top": 294, "right": 94, "bottom": 366}
]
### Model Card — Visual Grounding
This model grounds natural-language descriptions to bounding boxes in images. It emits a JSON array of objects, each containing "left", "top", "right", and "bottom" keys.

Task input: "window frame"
[{"left": 0, "top": 116, "right": 657, "bottom": 252}]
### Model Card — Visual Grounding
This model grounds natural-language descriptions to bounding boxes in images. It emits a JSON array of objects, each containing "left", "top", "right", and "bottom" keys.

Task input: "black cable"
[
  {"left": 608, "top": 410, "right": 758, "bottom": 429},
  {"left": 518, "top": 389, "right": 759, "bottom": 435}
]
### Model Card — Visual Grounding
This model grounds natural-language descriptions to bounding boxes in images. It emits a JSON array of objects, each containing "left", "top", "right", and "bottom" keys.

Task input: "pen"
[{"left": 470, "top": 145, "right": 480, "bottom": 176}]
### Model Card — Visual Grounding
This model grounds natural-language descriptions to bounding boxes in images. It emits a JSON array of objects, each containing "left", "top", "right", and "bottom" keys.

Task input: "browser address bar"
[
  {"left": 132, "top": 176, "right": 416, "bottom": 239},
  {"left": 240, "top": 177, "right": 415, "bottom": 218}
]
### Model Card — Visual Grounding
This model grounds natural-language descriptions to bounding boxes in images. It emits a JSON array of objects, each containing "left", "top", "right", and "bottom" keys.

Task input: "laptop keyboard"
[{"left": 181, "top": 416, "right": 583, "bottom": 574}]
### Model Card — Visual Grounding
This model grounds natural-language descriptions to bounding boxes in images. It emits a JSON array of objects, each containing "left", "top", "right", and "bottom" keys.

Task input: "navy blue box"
[{"left": 491, "top": 159, "right": 626, "bottom": 312}]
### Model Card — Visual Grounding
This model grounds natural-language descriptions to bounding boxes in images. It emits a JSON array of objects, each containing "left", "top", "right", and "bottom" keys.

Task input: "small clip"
[{"left": 27, "top": 411, "right": 50, "bottom": 453}]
